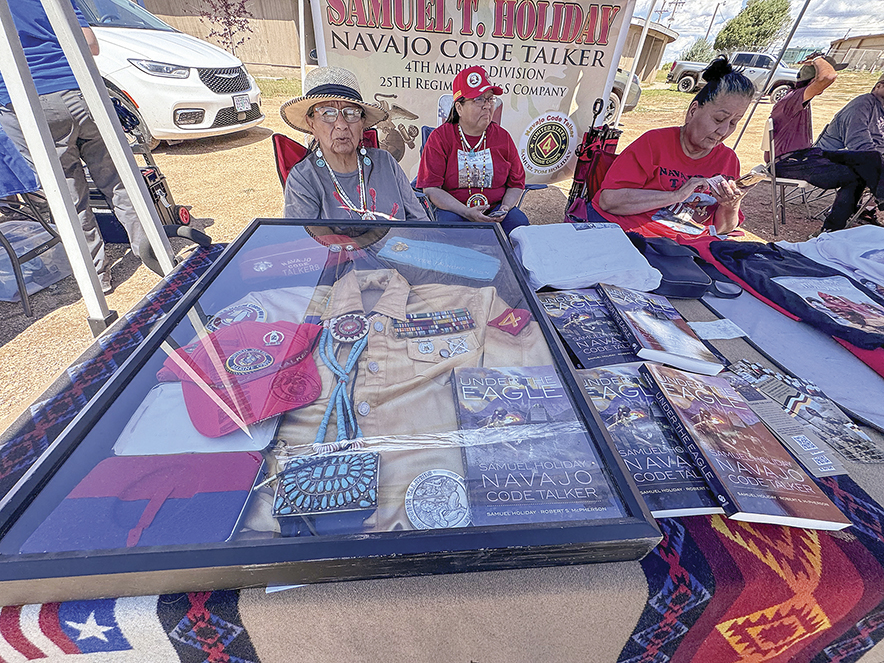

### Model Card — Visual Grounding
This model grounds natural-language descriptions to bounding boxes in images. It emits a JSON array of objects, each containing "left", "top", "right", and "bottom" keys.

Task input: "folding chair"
[
  {"left": 272, "top": 129, "right": 378, "bottom": 187},
  {"left": 518, "top": 183, "right": 548, "bottom": 208},
  {"left": 567, "top": 117, "right": 621, "bottom": 204},
  {"left": 842, "top": 189, "right": 878, "bottom": 228},
  {"left": 563, "top": 150, "right": 620, "bottom": 223},
  {"left": 803, "top": 121, "right": 877, "bottom": 228},
  {"left": 0, "top": 130, "right": 62, "bottom": 317},
  {"left": 565, "top": 114, "right": 622, "bottom": 221},
  {"left": 759, "top": 116, "right": 814, "bottom": 236}
]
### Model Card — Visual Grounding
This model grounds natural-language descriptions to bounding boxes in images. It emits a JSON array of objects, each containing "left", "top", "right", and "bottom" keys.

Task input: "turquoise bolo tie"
[{"left": 313, "top": 313, "right": 370, "bottom": 451}]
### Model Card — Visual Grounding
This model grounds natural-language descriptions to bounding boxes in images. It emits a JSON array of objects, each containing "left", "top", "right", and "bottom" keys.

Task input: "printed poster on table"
[
  {"left": 309, "top": 0, "right": 637, "bottom": 183},
  {"left": 772, "top": 275, "right": 884, "bottom": 334}
]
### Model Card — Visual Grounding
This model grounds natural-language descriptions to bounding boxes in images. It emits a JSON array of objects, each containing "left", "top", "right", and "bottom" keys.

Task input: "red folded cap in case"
[
  {"left": 452, "top": 66, "right": 503, "bottom": 101},
  {"left": 161, "top": 321, "right": 322, "bottom": 437}
]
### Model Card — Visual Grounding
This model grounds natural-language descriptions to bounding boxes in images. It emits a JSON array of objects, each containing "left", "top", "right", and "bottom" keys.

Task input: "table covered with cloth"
[{"left": 1, "top": 252, "right": 884, "bottom": 663}]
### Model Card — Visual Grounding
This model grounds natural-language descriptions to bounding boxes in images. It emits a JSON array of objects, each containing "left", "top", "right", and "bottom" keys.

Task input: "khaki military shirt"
[{"left": 277, "top": 269, "right": 555, "bottom": 530}]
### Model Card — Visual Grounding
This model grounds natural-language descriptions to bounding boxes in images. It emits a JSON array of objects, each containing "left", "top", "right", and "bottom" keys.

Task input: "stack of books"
[
  {"left": 452, "top": 365, "right": 625, "bottom": 527},
  {"left": 535, "top": 284, "right": 853, "bottom": 531},
  {"left": 540, "top": 285, "right": 724, "bottom": 375},
  {"left": 638, "top": 363, "right": 850, "bottom": 531},
  {"left": 579, "top": 363, "right": 722, "bottom": 518}
]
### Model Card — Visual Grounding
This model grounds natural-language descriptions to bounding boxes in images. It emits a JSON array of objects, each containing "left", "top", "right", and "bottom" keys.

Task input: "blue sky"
[{"left": 634, "top": 0, "right": 884, "bottom": 61}]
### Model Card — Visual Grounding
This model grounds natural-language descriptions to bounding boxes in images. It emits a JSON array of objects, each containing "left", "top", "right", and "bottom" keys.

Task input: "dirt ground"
[{"left": 0, "top": 71, "right": 881, "bottom": 434}]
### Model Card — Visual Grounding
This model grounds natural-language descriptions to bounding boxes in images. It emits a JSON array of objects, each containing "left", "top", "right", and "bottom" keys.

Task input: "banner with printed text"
[{"left": 310, "top": 0, "right": 636, "bottom": 184}]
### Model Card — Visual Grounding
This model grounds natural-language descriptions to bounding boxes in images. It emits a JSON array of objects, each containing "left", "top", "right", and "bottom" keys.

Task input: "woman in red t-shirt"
[
  {"left": 416, "top": 66, "right": 528, "bottom": 235},
  {"left": 592, "top": 57, "right": 754, "bottom": 243}
]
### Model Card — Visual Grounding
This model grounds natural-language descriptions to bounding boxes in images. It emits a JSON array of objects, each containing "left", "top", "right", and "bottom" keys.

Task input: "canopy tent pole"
[
  {"left": 731, "top": 0, "right": 813, "bottom": 150},
  {"left": 705, "top": 1, "right": 725, "bottom": 42},
  {"left": 39, "top": 0, "right": 176, "bottom": 276},
  {"left": 0, "top": 0, "right": 116, "bottom": 334},
  {"left": 300, "top": 0, "right": 308, "bottom": 93},
  {"left": 310, "top": 0, "right": 329, "bottom": 66},
  {"left": 614, "top": 0, "right": 658, "bottom": 127}
]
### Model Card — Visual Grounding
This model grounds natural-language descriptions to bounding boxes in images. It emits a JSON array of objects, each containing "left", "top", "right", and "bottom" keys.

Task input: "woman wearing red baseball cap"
[{"left": 416, "top": 66, "right": 529, "bottom": 234}]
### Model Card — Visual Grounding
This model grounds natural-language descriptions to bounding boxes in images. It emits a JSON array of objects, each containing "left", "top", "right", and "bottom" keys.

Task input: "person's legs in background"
[
  {"left": 499, "top": 206, "right": 529, "bottom": 235},
  {"left": 775, "top": 152, "right": 866, "bottom": 231},
  {"left": 825, "top": 150, "right": 884, "bottom": 211},
  {"left": 432, "top": 208, "right": 467, "bottom": 224},
  {"left": 433, "top": 206, "right": 529, "bottom": 236},
  {"left": 822, "top": 179, "right": 866, "bottom": 232},
  {"left": 0, "top": 93, "right": 109, "bottom": 288},
  {"left": 67, "top": 90, "right": 164, "bottom": 276}
]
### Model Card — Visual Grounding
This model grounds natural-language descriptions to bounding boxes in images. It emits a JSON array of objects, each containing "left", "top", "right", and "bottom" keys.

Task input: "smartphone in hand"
[{"left": 486, "top": 209, "right": 507, "bottom": 218}]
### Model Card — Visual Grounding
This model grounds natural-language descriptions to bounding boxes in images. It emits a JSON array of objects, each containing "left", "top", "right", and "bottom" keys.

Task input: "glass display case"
[{"left": 0, "top": 220, "right": 661, "bottom": 604}]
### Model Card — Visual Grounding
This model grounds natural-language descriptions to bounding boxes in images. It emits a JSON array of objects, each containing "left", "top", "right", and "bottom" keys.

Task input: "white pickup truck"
[{"left": 667, "top": 52, "right": 799, "bottom": 103}]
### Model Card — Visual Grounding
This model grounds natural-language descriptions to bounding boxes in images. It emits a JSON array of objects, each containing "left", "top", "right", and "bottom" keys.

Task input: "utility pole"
[
  {"left": 667, "top": 0, "right": 685, "bottom": 28},
  {"left": 654, "top": 0, "right": 667, "bottom": 22},
  {"left": 704, "top": 1, "right": 726, "bottom": 42}
]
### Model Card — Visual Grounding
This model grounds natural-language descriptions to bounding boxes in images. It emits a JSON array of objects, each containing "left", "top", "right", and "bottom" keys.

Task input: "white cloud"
[{"left": 632, "top": 0, "right": 884, "bottom": 61}]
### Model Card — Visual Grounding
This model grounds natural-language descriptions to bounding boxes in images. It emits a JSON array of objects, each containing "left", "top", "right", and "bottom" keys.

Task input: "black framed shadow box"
[{"left": 0, "top": 220, "right": 661, "bottom": 604}]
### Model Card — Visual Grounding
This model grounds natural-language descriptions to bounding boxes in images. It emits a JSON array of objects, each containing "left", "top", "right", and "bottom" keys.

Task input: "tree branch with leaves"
[
  {"left": 195, "top": 0, "right": 253, "bottom": 57},
  {"left": 682, "top": 38, "right": 717, "bottom": 63},
  {"left": 714, "top": 0, "right": 791, "bottom": 54}
]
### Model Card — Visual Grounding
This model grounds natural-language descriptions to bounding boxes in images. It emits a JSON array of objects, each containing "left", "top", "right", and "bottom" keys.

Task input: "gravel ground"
[{"left": 1, "top": 72, "right": 880, "bottom": 434}]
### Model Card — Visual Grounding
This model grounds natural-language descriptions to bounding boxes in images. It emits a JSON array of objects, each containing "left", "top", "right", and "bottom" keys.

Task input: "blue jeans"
[
  {"left": 775, "top": 148, "right": 884, "bottom": 231},
  {"left": 434, "top": 205, "right": 530, "bottom": 235},
  {"left": 568, "top": 199, "right": 611, "bottom": 224}
]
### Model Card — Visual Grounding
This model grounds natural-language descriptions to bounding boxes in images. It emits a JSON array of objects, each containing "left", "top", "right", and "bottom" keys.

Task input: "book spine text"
[
  {"left": 640, "top": 366, "right": 735, "bottom": 514},
  {"left": 598, "top": 286, "right": 642, "bottom": 356}
]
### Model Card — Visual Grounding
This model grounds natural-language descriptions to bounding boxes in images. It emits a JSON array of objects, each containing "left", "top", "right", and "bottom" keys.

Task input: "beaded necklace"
[
  {"left": 458, "top": 124, "right": 489, "bottom": 208},
  {"left": 317, "top": 149, "right": 376, "bottom": 220}
]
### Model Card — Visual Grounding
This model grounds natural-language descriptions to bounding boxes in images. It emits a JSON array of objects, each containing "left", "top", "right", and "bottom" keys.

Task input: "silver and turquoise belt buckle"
[{"left": 272, "top": 451, "right": 379, "bottom": 520}]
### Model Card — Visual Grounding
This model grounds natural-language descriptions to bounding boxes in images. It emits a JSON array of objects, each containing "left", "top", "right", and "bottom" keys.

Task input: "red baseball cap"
[
  {"left": 160, "top": 321, "right": 322, "bottom": 438},
  {"left": 453, "top": 66, "right": 503, "bottom": 101}
]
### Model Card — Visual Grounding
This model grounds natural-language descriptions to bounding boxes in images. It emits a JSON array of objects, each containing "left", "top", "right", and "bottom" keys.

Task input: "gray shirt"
[
  {"left": 283, "top": 147, "right": 429, "bottom": 222},
  {"left": 815, "top": 93, "right": 884, "bottom": 153}
]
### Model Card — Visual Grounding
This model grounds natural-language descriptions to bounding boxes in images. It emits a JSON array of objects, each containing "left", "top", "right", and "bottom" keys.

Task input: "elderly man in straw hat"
[{"left": 281, "top": 67, "right": 428, "bottom": 222}]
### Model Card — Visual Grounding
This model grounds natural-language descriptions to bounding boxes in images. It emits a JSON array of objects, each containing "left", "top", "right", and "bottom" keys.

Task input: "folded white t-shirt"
[
  {"left": 510, "top": 222, "right": 661, "bottom": 291},
  {"left": 777, "top": 226, "right": 884, "bottom": 295}
]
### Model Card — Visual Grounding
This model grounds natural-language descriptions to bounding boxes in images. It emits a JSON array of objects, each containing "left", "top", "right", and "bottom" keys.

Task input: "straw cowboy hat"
[{"left": 280, "top": 67, "right": 387, "bottom": 134}]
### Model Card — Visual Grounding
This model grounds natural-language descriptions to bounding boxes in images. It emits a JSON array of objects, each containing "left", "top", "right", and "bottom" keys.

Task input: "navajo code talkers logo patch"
[
  {"left": 518, "top": 111, "right": 578, "bottom": 177},
  {"left": 225, "top": 348, "right": 274, "bottom": 375},
  {"left": 207, "top": 303, "right": 266, "bottom": 331}
]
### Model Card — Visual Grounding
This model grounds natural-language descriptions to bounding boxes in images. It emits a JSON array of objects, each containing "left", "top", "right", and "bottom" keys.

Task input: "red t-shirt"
[
  {"left": 417, "top": 122, "right": 525, "bottom": 206},
  {"left": 591, "top": 126, "right": 743, "bottom": 242}
]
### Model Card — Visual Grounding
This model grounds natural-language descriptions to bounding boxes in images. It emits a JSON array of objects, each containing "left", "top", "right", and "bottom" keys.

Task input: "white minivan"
[{"left": 73, "top": 0, "right": 264, "bottom": 149}]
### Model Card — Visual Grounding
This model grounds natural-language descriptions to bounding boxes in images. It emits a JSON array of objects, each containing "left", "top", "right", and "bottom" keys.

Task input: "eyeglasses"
[
  {"left": 310, "top": 106, "right": 365, "bottom": 123},
  {"left": 463, "top": 95, "right": 496, "bottom": 107}
]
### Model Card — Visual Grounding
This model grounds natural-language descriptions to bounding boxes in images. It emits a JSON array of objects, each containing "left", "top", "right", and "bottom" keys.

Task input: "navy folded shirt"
[{"left": 21, "top": 452, "right": 263, "bottom": 554}]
